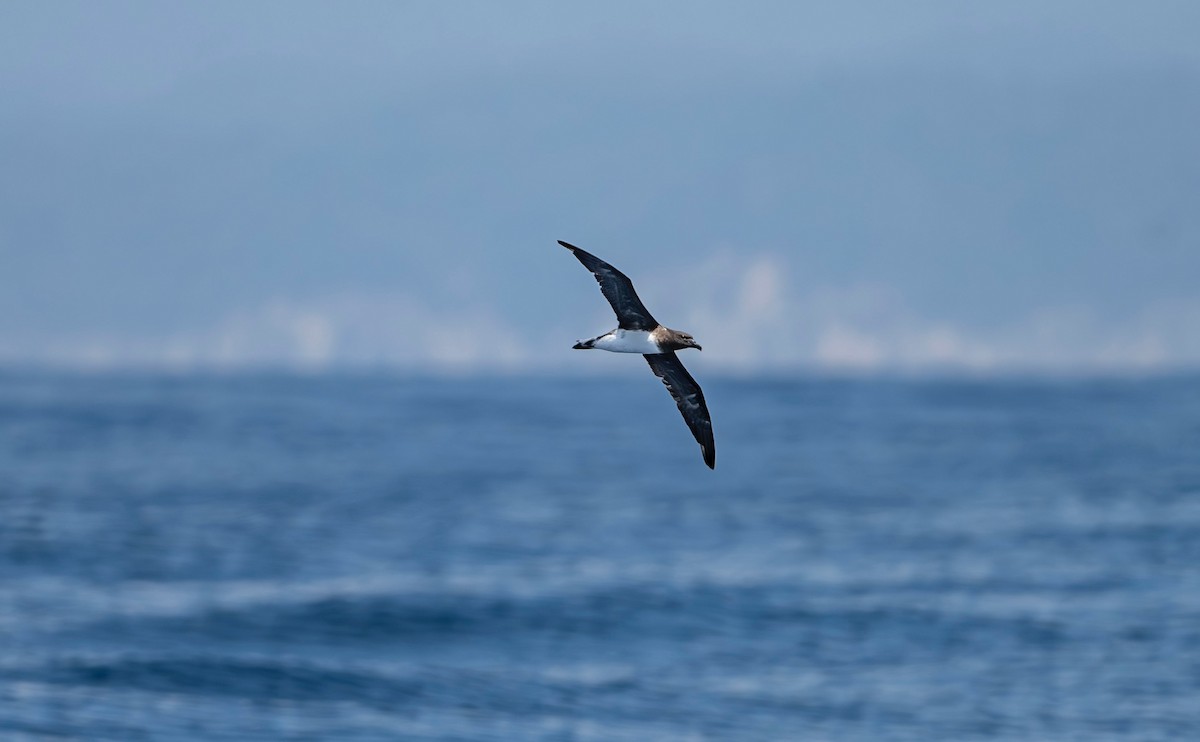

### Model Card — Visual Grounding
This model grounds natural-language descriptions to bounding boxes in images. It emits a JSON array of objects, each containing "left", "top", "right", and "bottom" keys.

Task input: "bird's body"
[
  {"left": 574, "top": 326, "right": 697, "bottom": 354},
  {"left": 578, "top": 328, "right": 661, "bottom": 354},
  {"left": 558, "top": 239, "right": 715, "bottom": 469}
]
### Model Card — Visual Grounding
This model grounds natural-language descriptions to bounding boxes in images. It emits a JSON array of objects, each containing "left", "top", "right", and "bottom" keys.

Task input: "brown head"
[{"left": 660, "top": 327, "right": 702, "bottom": 351}]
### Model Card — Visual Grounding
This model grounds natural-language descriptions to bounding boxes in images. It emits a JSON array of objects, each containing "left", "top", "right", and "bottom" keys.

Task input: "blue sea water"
[{"left": 1, "top": 371, "right": 1198, "bottom": 741}]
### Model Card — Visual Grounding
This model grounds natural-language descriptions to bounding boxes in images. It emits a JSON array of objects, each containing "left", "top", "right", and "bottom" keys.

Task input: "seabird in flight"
[{"left": 559, "top": 239, "right": 715, "bottom": 469}]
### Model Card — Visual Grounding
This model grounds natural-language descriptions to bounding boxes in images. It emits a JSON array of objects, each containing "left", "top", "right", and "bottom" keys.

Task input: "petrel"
[{"left": 559, "top": 240, "right": 715, "bottom": 469}]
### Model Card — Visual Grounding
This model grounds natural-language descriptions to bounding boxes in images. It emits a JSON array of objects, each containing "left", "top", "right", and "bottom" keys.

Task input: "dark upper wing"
[
  {"left": 644, "top": 352, "right": 715, "bottom": 469},
  {"left": 559, "top": 240, "right": 658, "bottom": 331}
]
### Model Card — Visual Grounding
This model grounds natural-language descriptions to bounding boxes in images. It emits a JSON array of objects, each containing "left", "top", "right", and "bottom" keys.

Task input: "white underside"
[{"left": 591, "top": 329, "right": 661, "bottom": 353}]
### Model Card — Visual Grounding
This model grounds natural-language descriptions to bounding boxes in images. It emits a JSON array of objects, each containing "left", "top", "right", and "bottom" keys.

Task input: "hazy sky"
[{"left": 3, "top": 2, "right": 1199, "bottom": 373}]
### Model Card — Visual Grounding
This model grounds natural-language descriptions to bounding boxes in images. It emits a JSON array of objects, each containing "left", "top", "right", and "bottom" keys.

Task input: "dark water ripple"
[{"left": 1, "top": 372, "right": 1199, "bottom": 740}]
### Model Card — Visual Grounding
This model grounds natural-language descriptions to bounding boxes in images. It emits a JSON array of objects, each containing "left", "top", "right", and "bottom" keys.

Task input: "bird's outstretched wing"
[
  {"left": 644, "top": 352, "right": 715, "bottom": 469},
  {"left": 559, "top": 240, "right": 658, "bottom": 331}
]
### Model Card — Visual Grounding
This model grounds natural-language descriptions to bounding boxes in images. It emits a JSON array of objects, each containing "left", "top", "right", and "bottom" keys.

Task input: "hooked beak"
[{"left": 693, "top": 342, "right": 703, "bottom": 351}]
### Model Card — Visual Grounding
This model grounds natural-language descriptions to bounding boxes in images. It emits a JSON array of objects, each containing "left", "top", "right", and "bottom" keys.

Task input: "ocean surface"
[{"left": 1, "top": 371, "right": 1198, "bottom": 741}]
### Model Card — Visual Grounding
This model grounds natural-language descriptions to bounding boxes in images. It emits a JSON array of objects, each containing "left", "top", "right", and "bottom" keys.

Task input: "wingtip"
[
  {"left": 557, "top": 239, "right": 577, "bottom": 251},
  {"left": 704, "top": 449, "right": 716, "bottom": 469}
]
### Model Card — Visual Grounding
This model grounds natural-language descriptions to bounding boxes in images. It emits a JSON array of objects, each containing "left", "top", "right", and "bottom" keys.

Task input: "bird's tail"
[{"left": 573, "top": 338, "right": 597, "bottom": 350}]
